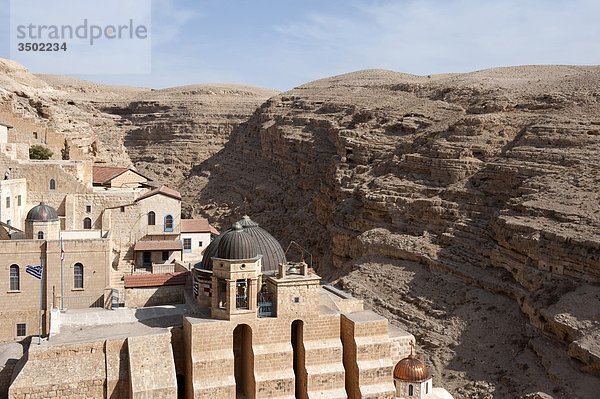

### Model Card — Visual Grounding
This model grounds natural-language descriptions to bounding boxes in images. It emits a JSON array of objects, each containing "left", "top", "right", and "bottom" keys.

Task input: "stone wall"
[
  {"left": 124, "top": 285, "right": 185, "bottom": 308},
  {"left": 127, "top": 332, "right": 177, "bottom": 398},
  {"left": 8, "top": 330, "right": 179, "bottom": 399},
  {"left": 66, "top": 190, "right": 140, "bottom": 231},
  {"left": 9, "top": 341, "right": 106, "bottom": 399},
  {"left": 185, "top": 311, "right": 369, "bottom": 398},
  {"left": 105, "top": 338, "right": 130, "bottom": 399}
]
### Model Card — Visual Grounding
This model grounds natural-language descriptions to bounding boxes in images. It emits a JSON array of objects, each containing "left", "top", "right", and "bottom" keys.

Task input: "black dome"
[
  {"left": 26, "top": 202, "right": 58, "bottom": 222},
  {"left": 216, "top": 222, "right": 259, "bottom": 260},
  {"left": 199, "top": 215, "right": 286, "bottom": 273}
]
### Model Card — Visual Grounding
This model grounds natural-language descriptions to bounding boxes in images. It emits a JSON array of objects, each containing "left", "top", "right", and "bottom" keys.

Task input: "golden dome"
[{"left": 393, "top": 352, "right": 430, "bottom": 382}]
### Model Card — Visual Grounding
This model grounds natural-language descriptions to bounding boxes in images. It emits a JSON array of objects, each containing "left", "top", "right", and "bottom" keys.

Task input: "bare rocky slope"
[
  {"left": 182, "top": 66, "right": 600, "bottom": 398},
  {"left": 0, "top": 58, "right": 277, "bottom": 186}
]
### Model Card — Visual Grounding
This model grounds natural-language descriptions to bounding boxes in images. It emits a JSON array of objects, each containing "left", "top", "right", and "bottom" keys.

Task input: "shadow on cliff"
[{"left": 182, "top": 99, "right": 337, "bottom": 270}]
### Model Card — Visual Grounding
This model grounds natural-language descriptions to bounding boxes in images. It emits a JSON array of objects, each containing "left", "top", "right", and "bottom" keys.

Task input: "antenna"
[{"left": 284, "top": 241, "right": 313, "bottom": 268}]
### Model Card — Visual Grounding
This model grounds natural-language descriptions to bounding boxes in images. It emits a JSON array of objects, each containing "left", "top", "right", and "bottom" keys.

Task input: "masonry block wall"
[
  {"left": 125, "top": 285, "right": 185, "bottom": 308},
  {"left": 128, "top": 332, "right": 177, "bottom": 399},
  {"left": 9, "top": 341, "right": 106, "bottom": 399},
  {"left": 185, "top": 312, "right": 350, "bottom": 399},
  {"left": 105, "top": 338, "right": 131, "bottom": 399}
]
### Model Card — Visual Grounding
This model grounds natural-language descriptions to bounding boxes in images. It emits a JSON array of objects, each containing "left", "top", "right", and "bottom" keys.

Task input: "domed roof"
[
  {"left": 393, "top": 352, "right": 430, "bottom": 382},
  {"left": 26, "top": 202, "right": 59, "bottom": 222},
  {"left": 216, "top": 222, "right": 259, "bottom": 260},
  {"left": 199, "top": 215, "right": 286, "bottom": 273}
]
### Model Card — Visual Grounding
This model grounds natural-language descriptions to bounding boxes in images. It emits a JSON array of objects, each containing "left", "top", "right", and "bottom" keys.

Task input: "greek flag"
[{"left": 26, "top": 265, "right": 43, "bottom": 280}]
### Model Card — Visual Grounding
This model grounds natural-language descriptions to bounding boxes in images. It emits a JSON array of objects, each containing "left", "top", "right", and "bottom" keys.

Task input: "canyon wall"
[{"left": 182, "top": 66, "right": 600, "bottom": 398}]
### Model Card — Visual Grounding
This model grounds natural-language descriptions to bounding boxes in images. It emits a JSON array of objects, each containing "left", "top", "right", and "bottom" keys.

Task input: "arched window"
[
  {"left": 9, "top": 265, "right": 20, "bottom": 291},
  {"left": 49, "top": 179, "right": 56, "bottom": 190},
  {"left": 408, "top": 384, "right": 414, "bottom": 396},
  {"left": 37, "top": 231, "right": 44, "bottom": 240},
  {"left": 73, "top": 263, "right": 83, "bottom": 289},
  {"left": 83, "top": 217, "right": 92, "bottom": 230},
  {"left": 164, "top": 215, "right": 174, "bottom": 232},
  {"left": 148, "top": 211, "right": 156, "bottom": 226}
]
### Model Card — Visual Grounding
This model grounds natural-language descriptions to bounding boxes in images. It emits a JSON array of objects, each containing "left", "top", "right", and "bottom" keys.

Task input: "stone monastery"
[{"left": 0, "top": 121, "right": 453, "bottom": 399}]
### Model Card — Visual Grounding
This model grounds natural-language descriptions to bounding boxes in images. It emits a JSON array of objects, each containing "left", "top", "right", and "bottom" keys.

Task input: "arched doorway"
[
  {"left": 233, "top": 324, "right": 255, "bottom": 398},
  {"left": 291, "top": 320, "right": 308, "bottom": 399}
]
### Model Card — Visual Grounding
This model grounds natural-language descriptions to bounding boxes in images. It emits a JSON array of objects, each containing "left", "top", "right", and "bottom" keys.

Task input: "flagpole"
[
  {"left": 60, "top": 234, "right": 64, "bottom": 311},
  {"left": 38, "top": 258, "right": 43, "bottom": 345}
]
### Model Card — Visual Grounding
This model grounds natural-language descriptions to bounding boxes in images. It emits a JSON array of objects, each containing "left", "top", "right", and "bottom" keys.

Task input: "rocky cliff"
[
  {"left": 0, "top": 58, "right": 277, "bottom": 187},
  {"left": 183, "top": 66, "right": 600, "bottom": 398}
]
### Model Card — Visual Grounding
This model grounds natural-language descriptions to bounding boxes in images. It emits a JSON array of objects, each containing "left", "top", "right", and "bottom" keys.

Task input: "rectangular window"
[
  {"left": 9, "top": 265, "right": 19, "bottom": 291},
  {"left": 86, "top": 205, "right": 91, "bottom": 213},
  {"left": 73, "top": 263, "right": 84, "bottom": 289},
  {"left": 164, "top": 215, "right": 174, "bottom": 232},
  {"left": 162, "top": 251, "right": 169, "bottom": 261},
  {"left": 236, "top": 279, "right": 249, "bottom": 310},
  {"left": 218, "top": 279, "right": 227, "bottom": 309},
  {"left": 5, "top": 196, "right": 10, "bottom": 208},
  {"left": 16, "top": 323, "right": 26, "bottom": 337},
  {"left": 142, "top": 251, "right": 151, "bottom": 267},
  {"left": 198, "top": 241, "right": 203, "bottom": 247},
  {"left": 120, "top": 206, "right": 125, "bottom": 212},
  {"left": 183, "top": 238, "right": 192, "bottom": 251},
  {"left": 17, "top": 195, "right": 21, "bottom": 206}
]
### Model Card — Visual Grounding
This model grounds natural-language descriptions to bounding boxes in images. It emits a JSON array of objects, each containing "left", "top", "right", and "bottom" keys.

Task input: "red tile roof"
[
  {"left": 181, "top": 219, "right": 220, "bottom": 235},
  {"left": 133, "top": 241, "right": 183, "bottom": 251},
  {"left": 135, "top": 185, "right": 182, "bottom": 202},
  {"left": 93, "top": 166, "right": 148, "bottom": 185},
  {"left": 124, "top": 271, "right": 189, "bottom": 288}
]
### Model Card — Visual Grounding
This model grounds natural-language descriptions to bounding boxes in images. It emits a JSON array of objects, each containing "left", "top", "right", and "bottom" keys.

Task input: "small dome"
[
  {"left": 26, "top": 202, "right": 59, "bottom": 222},
  {"left": 393, "top": 353, "right": 430, "bottom": 382},
  {"left": 199, "top": 215, "right": 286, "bottom": 273},
  {"left": 216, "top": 222, "right": 259, "bottom": 260}
]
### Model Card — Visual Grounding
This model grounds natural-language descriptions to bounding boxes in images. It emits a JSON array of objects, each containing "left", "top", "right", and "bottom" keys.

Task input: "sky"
[{"left": 1, "top": 0, "right": 599, "bottom": 91}]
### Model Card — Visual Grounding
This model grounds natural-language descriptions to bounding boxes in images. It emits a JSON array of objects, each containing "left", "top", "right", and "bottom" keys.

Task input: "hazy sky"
[{"left": 1, "top": 0, "right": 599, "bottom": 91}]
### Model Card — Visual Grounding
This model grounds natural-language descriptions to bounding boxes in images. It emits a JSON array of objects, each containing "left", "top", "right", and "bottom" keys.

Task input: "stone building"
[
  {"left": 0, "top": 202, "right": 110, "bottom": 341},
  {"left": 181, "top": 218, "right": 219, "bottom": 265},
  {"left": 184, "top": 220, "right": 424, "bottom": 399},
  {"left": 0, "top": 130, "right": 217, "bottom": 342}
]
